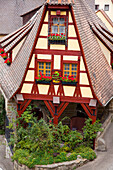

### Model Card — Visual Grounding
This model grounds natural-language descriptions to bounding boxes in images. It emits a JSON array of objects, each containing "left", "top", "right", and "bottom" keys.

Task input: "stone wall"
[
  {"left": 5, "top": 98, "right": 17, "bottom": 158},
  {"left": 6, "top": 98, "right": 17, "bottom": 123},
  {"left": 14, "top": 156, "right": 89, "bottom": 170}
]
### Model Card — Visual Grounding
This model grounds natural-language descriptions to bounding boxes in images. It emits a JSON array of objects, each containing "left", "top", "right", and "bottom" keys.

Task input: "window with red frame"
[
  {"left": 63, "top": 63, "right": 78, "bottom": 78},
  {"left": 48, "top": 14, "right": 67, "bottom": 45}
]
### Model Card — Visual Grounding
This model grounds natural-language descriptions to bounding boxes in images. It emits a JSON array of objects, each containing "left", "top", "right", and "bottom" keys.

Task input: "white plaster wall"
[
  {"left": 96, "top": 11, "right": 113, "bottom": 32},
  {"left": 95, "top": 0, "right": 113, "bottom": 21},
  {"left": 96, "top": 37, "right": 111, "bottom": 65},
  {"left": 54, "top": 55, "right": 61, "bottom": 69}
]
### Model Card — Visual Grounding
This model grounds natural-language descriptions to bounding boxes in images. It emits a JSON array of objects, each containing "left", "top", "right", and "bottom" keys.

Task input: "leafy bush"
[
  {"left": 8, "top": 109, "right": 102, "bottom": 168},
  {"left": 74, "top": 145, "right": 96, "bottom": 160},
  {"left": 82, "top": 118, "right": 103, "bottom": 147}
]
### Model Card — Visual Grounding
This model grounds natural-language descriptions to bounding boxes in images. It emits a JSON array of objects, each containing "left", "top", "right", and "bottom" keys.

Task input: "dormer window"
[{"left": 48, "top": 10, "right": 68, "bottom": 45}]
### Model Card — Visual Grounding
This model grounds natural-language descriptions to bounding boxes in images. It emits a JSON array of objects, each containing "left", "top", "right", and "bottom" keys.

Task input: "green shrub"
[
  {"left": 8, "top": 109, "right": 101, "bottom": 168},
  {"left": 74, "top": 145, "right": 96, "bottom": 160},
  {"left": 82, "top": 118, "right": 103, "bottom": 147}
]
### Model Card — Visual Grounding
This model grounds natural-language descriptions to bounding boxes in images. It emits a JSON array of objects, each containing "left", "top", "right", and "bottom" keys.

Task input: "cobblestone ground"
[
  {"left": 77, "top": 121, "right": 113, "bottom": 170},
  {"left": 0, "top": 135, "right": 13, "bottom": 170}
]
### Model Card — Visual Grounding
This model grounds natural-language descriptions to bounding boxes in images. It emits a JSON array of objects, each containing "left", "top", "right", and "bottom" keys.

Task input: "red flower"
[
  {"left": 0, "top": 48, "right": 4, "bottom": 54},
  {"left": 53, "top": 34, "right": 55, "bottom": 36},
  {"left": 39, "top": 72, "right": 42, "bottom": 76},
  {"left": 4, "top": 58, "right": 11, "bottom": 63},
  {"left": 2, "top": 53, "right": 7, "bottom": 58},
  {"left": 49, "top": 120, "right": 52, "bottom": 123},
  {"left": 61, "top": 33, "right": 63, "bottom": 35},
  {"left": 48, "top": 35, "right": 50, "bottom": 37},
  {"left": 64, "top": 34, "right": 65, "bottom": 36}
]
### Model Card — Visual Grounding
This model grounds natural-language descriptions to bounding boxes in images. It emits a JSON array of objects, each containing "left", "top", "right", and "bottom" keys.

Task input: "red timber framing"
[
  {"left": 81, "top": 104, "right": 97, "bottom": 124},
  {"left": 17, "top": 99, "right": 32, "bottom": 116},
  {"left": 44, "top": 101, "right": 69, "bottom": 124},
  {"left": 15, "top": 5, "right": 98, "bottom": 125}
]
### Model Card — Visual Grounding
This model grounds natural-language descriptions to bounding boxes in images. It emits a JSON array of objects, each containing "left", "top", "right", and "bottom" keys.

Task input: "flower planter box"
[
  {"left": 36, "top": 80, "right": 51, "bottom": 84},
  {"left": 62, "top": 81, "right": 77, "bottom": 86},
  {"left": 48, "top": 39, "right": 66, "bottom": 45}
]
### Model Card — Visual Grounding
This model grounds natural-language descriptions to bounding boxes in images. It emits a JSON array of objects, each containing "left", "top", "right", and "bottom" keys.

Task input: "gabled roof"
[{"left": 0, "top": 0, "right": 113, "bottom": 106}]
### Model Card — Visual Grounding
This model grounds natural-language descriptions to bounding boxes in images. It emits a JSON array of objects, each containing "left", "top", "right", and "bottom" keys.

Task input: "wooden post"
[{"left": 53, "top": 116, "right": 58, "bottom": 125}]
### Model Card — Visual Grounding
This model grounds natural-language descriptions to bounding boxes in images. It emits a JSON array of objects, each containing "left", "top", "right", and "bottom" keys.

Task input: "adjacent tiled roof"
[
  {"left": 0, "top": 0, "right": 113, "bottom": 106},
  {"left": 0, "top": 12, "right": 38, "bottom": 53},
  {"left": 0, "top": 5, "right": 44, "bottom": 99},
  {"left": 0, "top": 0, "right": 45, "bottom": 34},
  {"left": 46, "top": 0, "right": 74, "bottom": 5}
]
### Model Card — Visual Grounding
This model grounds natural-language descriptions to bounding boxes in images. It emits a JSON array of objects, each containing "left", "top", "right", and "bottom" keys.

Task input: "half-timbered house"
[{"left": 0, "top": 0, "right": 113, "bottom": 135}]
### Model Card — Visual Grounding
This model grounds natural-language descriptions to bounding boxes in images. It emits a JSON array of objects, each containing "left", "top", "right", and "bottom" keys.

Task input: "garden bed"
[{"left": 8, "top": 106, "right": 102, "bottom": 169}]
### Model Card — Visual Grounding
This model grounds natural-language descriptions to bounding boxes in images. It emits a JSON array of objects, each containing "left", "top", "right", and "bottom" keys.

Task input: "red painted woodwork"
[
  {"left": 58, "top": 102, "right": 69, "bottom": 118},
  {"left": 44, "top": 100, "right": 54, "bottom": 117},
  {"left": 37, "top": 59, "right": 52, "bottom": 63},
  {"left": 44, "top": 101, "right": 69, "bottom": 124},
  {"left": 22, "top": 93, "right": 93, "bottom": 103},
  {"left": 54, "top": 116, "right": 58, "bottom": 125},
  {"left": 81, "top": 103, "right": 97, "bottom": 123},
  {"left": 17, "top": 99, "right": 32, "bottom": 116},
  {"left": 48, "top": 5, "right": 69, "bottom": 10},
  {"left": 63, "top": 60, "right": 78, "bottom": 64},
  {"left": 34, "top": 49, "right": 82, "bottom": 56}
]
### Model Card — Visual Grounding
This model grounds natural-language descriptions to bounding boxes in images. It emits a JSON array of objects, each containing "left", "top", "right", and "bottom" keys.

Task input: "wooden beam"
[
  {"left": 21, "top": 100, "right": 32, "bottom": 113},
  {"left": 34, "top": 49, "right": 82, "bottom": 56},
  {"left": 53, "top": 116, "right": 58, "bottom": 125},
  {"left": 44, "top": 101, "right": 54, "bottom": 117},
  {"left": 58, "top": 102, "right": 69, "bottom": 118},
  {"left": 81, "top": 103, "right": 97, "bottom": 123},
  {"left": 57, "top": 102, "right": 64, "bottom": 112},
  {"left": 22, "top": 93, "right": 92, "bottom": 103}
]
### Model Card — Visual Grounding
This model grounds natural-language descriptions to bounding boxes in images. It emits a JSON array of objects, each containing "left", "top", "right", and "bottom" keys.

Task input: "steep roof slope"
[
  {"left": 73, "top": 0, "right": 113, "bottom": 106},
  {"left": 0, "top": 0, "right": 113, "bottom": 106}
]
